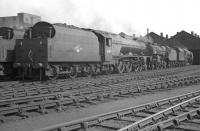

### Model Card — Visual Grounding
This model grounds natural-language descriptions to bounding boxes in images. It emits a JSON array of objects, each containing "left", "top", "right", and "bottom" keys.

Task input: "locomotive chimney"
[
  {"left": 191, "top": 31, "right": 194, "bottom": 36},
  {"left": 166, "top": 34, "right": 168, "bottom": 39},
  {"left": 132, "top": 34, "right": 135, "bottom": 39},
  {"left": 160, "top": 32, "right": 163, "bottom": 37},
  {"left": 147, "top": 28, "right": 149, "bottom": 35}
]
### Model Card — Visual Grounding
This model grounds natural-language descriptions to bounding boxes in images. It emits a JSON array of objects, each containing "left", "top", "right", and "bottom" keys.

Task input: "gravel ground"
[{"left": 1, "top": 84, "right": 200, "bottom": 131}]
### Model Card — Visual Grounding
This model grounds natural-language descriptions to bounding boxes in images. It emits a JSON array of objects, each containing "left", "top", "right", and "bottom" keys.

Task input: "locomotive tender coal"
[{"left": 0, "top": 21, "right": 194, "bottom": 80}]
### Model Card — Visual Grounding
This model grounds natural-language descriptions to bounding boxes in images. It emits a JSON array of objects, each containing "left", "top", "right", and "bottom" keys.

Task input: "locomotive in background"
[
  {"left": 0, "top": 27, "right": 24, "bottom": 77},
  {"left": 13, "top": 21, "right": 193, "bottom": 80}
]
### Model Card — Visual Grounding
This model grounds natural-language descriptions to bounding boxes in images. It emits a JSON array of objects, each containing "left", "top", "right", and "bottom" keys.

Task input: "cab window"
[{"left": 106, "top": 38, "right": 112, "bottom": 47}]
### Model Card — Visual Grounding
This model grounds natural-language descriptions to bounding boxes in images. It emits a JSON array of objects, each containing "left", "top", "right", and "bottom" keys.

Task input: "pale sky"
[{"left": 0, "top": 0, "right": 200, "bottom": 37}]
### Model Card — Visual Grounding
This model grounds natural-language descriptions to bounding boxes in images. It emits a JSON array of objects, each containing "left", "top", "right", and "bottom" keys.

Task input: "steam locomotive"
[
  {"left": 0, "top": 21, "right": 193, "bottom": 80},
  {"left": 0, "top": 27, "right": 24, "bottom": 77}
]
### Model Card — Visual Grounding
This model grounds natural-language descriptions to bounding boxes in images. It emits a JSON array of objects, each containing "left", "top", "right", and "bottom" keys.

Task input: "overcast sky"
[{"left": 0, "top": 0, "right": 199, "bottom": 37}]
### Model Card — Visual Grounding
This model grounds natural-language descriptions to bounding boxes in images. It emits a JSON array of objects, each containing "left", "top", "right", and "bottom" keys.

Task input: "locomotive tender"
[{"left": 13, "top": 21, "right": 193, "bottom": 80}]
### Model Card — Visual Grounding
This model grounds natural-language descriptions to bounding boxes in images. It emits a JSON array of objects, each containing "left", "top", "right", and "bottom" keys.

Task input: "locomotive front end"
[
  {"left": 14, "top": 38, "right": 48, "bottom": 78},
  {"left": 14, "top": 38, "right": 48, "bottom": 68}
]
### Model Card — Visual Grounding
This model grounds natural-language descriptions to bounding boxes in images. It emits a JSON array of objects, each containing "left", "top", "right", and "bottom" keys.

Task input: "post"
[
  {"left": 7, "top": 30, "right": 11, "bottom": 39},
  {"left": 39, "top": 68, "right": 42, "bottom": 81},
  {"left": 29, "top": 28, "right": 32, "bottom": 39}
]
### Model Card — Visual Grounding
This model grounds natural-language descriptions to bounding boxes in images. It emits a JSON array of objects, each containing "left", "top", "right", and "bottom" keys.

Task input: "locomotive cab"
[{"left": 92, "top": 31, "right": 113, "bottom": 63}]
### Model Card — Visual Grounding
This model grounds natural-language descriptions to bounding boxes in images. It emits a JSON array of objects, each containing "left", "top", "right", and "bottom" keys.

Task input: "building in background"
[
  {"left": 0, "top": 13, "right": 41, "bottom": 29},
  {"left": 169, "top": 31, "right": 200, "bottom": 65},
  {"left": 146, "top": 32, "right": 168, "bottom": 46},
  {"left": 147, "top": 30, "right": 200, "bottom": 65}
]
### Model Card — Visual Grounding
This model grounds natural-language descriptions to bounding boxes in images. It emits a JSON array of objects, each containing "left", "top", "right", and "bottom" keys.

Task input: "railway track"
[
  {"left": 0, "top": 69, "right": 200, "bottom": 123},
  {"left": 32, "top": 90, "right": 200, "bottom": 131},
  {"left": 119, "top": 95, "right": 200, "bottom": 131},
  {"left": 140, "top": 108, "right": 200, "bottom": 131},
  {"left": 0, "top": 66, "right": 199, "bottom": 100}
]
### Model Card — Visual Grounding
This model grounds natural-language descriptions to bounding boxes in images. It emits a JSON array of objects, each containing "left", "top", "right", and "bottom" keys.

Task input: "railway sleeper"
[
  {"left": 172, "top": 124, "right": 200, "bottom": 131},
  {"left": 55, "top": 102, "right": 63, "bottom": 112},
  {"left": 38, "top": 104, "right": 48, "bottom": 114},
  {"left": 186, "top": 119, "right": 200, "bottom": 124},
  {"left": 16, "top": 107, "right": 28, "bottom": 118},
  {"left": 0, "top": 115, "right": 8, "bottom": 123},
  {"left": 95, "top": 119, "right": 131, "bottom": 130},
  {"left": 83, "top": 96, "right": 97, "bottom": 105}
]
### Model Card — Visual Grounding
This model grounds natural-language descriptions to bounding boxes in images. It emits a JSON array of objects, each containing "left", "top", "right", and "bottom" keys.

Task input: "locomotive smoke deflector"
[{"left": 0, "top": 27, "right": 14, "bottom": 40}]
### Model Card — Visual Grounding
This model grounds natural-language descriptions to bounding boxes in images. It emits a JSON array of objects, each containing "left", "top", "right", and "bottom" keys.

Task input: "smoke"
[
  {"left": 86, "top": 15, "right": 113, "bottom": 32},
  {"left": 0, "top": 0, "right": 140, "bottom": 36},
  {"left": 118, "top": 21, "right": 137, "bottom": 36}
]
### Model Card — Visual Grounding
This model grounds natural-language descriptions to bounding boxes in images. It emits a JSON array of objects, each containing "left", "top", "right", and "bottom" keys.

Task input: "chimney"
[
  {"left": 147, "top": 28, "right": 149, "bottom": 35},
  {"left": 132, "top": 34, "right": 135, "bottom": 39},
  {"left": 195, "top": 33, "right": 197, "bottom": 37},
  {"left": 160, "top": 32, "right": 163, "bottom": 37},
  {"left": 191, "top": 31, "right": 194, "bottom": 35},
  {"left": 166, "top": 34, "right": 168, "bottom": 39}
]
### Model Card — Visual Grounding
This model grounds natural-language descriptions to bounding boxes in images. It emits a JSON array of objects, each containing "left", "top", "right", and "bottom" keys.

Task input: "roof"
[
  {"left": 169, "top": 31, "right": 200, "bottom": 50},
  {"left": 146, "top": 32, "right": 168, "bottom": 46}
]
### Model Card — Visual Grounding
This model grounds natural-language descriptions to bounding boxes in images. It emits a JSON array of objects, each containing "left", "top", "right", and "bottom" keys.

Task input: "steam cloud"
[{"left": 0, "top": 0, "right": 140, "bottom": 36}]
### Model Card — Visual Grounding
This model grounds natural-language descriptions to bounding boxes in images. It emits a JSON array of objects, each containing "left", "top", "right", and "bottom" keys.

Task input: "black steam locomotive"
[{"left": 0, "top": 21, "right": 193, "bottom": 80}]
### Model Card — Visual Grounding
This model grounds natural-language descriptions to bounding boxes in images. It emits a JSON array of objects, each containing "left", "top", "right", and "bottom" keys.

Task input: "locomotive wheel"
[
  {"left": 103, "top": 65, "right": 109, "bottom": 75},
  {"left": 133, "top": 66, "right": 139, "bottom": 72},
  {"left": 125, "top": 62, "right": 132, "bottom": 73},
  {"left": 117, "top": 61, "right": 125, "bottom": 73},
  {"left": 68, "top": 66, "right": 77, "bottom": 79},
  {"left": 143, "top": 64, "right": 147, "bottom": 71},
  {"left": 0, "top": 66, "right": 9, "bottom": 80},
  {"left": 46, "top": 65, "right": 58, "bottom": 80},
  {"left": 109, "top": 65, "right": 115, "bottom": 74},
  {"left": 138, "top": 66, "right": 143, "bottom": 71},
  {"left": 104, "top": 65, "right": 114, "bottom": 75},
  {"left": 91, "top": 65, "right": 98, "bottom": 76},
  {"left": 84, "top": 65, "right": 93, "bottom": 77}
]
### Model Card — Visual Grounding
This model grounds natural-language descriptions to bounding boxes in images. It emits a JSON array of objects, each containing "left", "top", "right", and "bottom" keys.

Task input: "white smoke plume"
[
  {"left": 0, "top": 0, "right": 141, "bottom": 36},
  {"left": 2, "top": 0, "right": 200, "bottom": 36}
]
